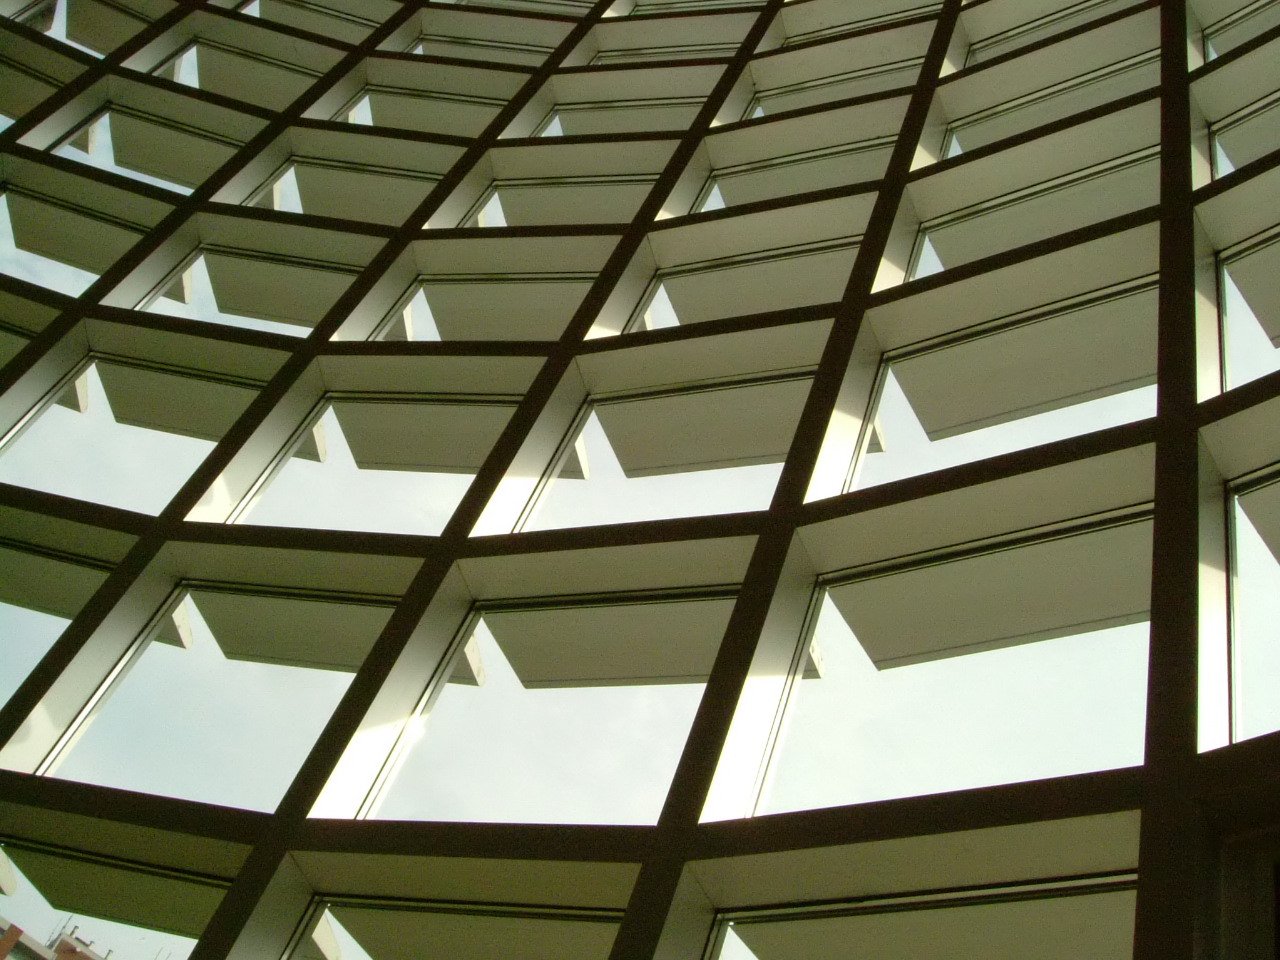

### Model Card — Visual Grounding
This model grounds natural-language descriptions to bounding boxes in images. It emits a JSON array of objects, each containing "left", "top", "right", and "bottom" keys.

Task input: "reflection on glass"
[
  {"left": 0, "top": 364, "right": 214, "bottom": 514},
  {"left": 855, "top": 368, "right": 1155, "bottom": 490},
  {"left": 0, "top": 846, "right": 204, "bottom": 960},
  {"left": 372, "top": 620, "right": 704, "bottom": 824},
  {"left": 346, "top": 95, "right": 374, "bottom": 126},
  {"left": 756, "top": 593, "right": 1148, "bottom": 813},
  {"left": 699, "top": 182, "right": 726, "bottom": 212},
  {"left": 52, "top": 112, "right": 193, "bottom": 194},
  {"left": 1212, "top": 133, "right": 1235, "bottom": 179},
  {"left": 0, "top": 193, "right": 99, "bottom": 295},
  {"left": 164, "top": 46, "right": 200, "bottom": 87},
  {"left": 375, "top": 285, "right": 443, "bottom": 341},
  {"left": 254, "top": 166, "right": 304, "bottom": 213},
  {"left": 1221, "top": 259, "right": 1280, "bottom": 389},
  {"left": 468, "top": 191, "right": 507, "bottom": 227},
  {"left": 49, "top": 594, "right": 359, "bottom": 811},
  {"left": 143, "top": 255, "right": 311, "bottom": 337},
  {"left": 526, "top": 411, "right": 781, "bottom": 530},
  {"left": 6, "top": 0, "right": 103, "bottom": 56},
  {"left": 907, "top": 233, "right": 943, "bottom": 280},
  {"left": 1229, "top": 490, "right": 1280, "bottom": 742},
  {"left": 0, "top": 604, "right": 68, "bottom": 707},
  {"left": 242, "top": 405, "right": 487, "bottom": 536}
]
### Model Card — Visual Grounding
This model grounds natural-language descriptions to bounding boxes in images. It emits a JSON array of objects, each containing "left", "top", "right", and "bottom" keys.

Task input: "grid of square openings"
[{"left": 1, "top": 1, "right": 1279, "bottom": 959}]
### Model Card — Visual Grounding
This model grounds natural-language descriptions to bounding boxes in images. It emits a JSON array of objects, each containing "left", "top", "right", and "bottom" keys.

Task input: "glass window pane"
[
  {"left": 242, "top": 405, "right": 498, "bottom": 536},
  {"left": 51, "top": 112, "right": 194, "bottom": 194},
  {"left": 370, "top": 616, "right": 708, "bottom": 825},
  {"left": 1221, "top": 257, "right": 1280, "bottom": 390},
  {"left": 0, "top": 193, "right": 100, "bottom": 295},
  {"left": 756, "top": 586, "right": 1148, "bottom": 813},
  {"left": 855, "top": 367, "right": 1155, "bottom": 490},
  {"left": 48, "top": 593, "right": 367, "bottom": 811},
  {"left": 0, "top": 845, "right": 214, "bottom": 960},
  {"left": 1230, "top": 488, "right": 1280, "bottom": 741},
  {"left": 525, "top": 411, "right": 781, "bottom": 530},
  {"left": 0, "top": 604, "right": 68, "bottom": 707},
  {"left": 0, "top": 363, "right": 220, "bottom": 514}
]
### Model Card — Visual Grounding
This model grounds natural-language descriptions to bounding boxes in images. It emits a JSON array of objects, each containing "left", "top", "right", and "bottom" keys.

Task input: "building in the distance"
[{"left": 0, "top": 0, "right": 1277, "bottom": 957}]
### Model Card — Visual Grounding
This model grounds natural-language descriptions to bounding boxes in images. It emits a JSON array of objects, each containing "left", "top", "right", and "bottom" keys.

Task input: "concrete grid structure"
[{"left": 0, "top": 0, "right": 1278, "bottom": 956}]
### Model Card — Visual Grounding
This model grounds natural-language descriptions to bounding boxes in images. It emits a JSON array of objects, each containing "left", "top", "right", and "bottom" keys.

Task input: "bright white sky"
[{"left": 2, "top": 8, "right": 1280, "bottom": 958}]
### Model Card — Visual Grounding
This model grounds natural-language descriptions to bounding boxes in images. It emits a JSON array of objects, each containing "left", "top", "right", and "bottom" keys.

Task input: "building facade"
[{"left": 0, "top": 0, "right": 1278, "bottom": 957}]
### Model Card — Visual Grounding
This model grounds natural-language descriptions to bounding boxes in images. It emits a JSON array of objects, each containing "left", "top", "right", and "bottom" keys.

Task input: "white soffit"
[
  {"left": 484, "top": 597, "right": 735, "bottom": 687},
  {"left": 188, "top": 590, "right": 397, "bottom": 674},
  {"left": 892, "top": 285, "right": 1156, "bottom": 439},
  {"left": 1192, "top": 32, "right": 1280, "bottom": 125},
  {"left": 800, "top": 444, "right": 1155, "bottom": 575},
  {"left": 734, "top": 891, "right": 1135, "bottom": 960},
  {"left": 827, "top": 520, "right": 1152, "bottom": 668},
  {"left": 595, "top": 378, "right": 809, "bottom": 477},
  {"left": 0, "top": 545, "right": 106, "bottom": 619},
  {"left": 1223, "top": 237, "right": 1280, "bottom": 345},
  {"left": 866, "top": 221, "right": 1158, "bottom": 351},
  {"left": 97, "top": 362, "right": 254, "bottom": 442},
  {"left": 331, "top": 400, "right": 513, "bottom": 473},
  {"left": 1202, "top": 392, "right": 1280, "bottom": 480},
  {"left": 485, "top": 598, "right": 820, "bottom": 688},
  {"left": 292, "top": 164, "right": 438, "bottom": 226},
  {"left": 203, "top": 252, "right": 356, "bottom": 326},
  {"left": 329, "top": 905, "right": 617, "bottom": 960},
  {"left": 1238, "top": 479, "right": 1280, "bottom": 564},
  {"left": 6, "top": 193, "right": 140, "bottom": 274},
  {"left": 691, "top": 811, "right": 1141, "bottom": 905},
  {"left": 110, "top": 111, "right": 238, "bottom": 188},
  {"left": 4, "top": 846, "right": 222, "bottom": 939},
  {"left": 1196, "top": 161, "right": 1280, "bottom": 251}
]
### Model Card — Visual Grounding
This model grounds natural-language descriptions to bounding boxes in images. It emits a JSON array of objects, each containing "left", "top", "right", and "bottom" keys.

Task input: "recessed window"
[
  {"left": 44, "top": 590, "right": 371, "bottom": 810},
  {"left": 1220, "top": 248, "right": 1280, "bottom": 389},
  {"left": 853, "top": 366, "right": 1154, "bottom": 491},
  {"left": 751, "top": 590, "right": 1148, "bottom": 814},
  {"left": 141, "top": 249, "right": 357, "bottom": 338},
  {"left": 0, "top": 362, "right": 232, "bottom": 514},
  {"left": 0, "top": 192, "right": 104, "bottom": 295},
  {"left": 524, "top": 408, "right": 782, "bottom": 530},
  {"left": 249, "top": 164, "right": 304, "bottom": 213},
  {"left": 698, "top": 180, "right": 726, "bottom": 212},
  {"left": 1227, "top": 482, "right": 1280, "bottom": 742},
  {"left": 466, "top": 189, "right": 508, "bottom": 227},
  {"left": 538, "top": 112, "right": 565, "bottom": 137},
  {"left": 374, "top": 283, "right": 443, "bottom": 341},
  {"left": 363, "top": 609, "right": 712, "bottom": 824},
  {"left": 637, "top": 281, "right": 679, "bottom": 329},
  {"left": 158, "top": 45, "right": 200, "bottom": 87},
  {"left": 52, "top": 111, "right": 194, "bottom": 194},
  {"left": 240, "top": 400, "right": 510, "bottom": 535},
  {"left": 7, "top": 0, "right": 103, "bottom": 57},
  {"left": 907, "top": 232, "right": 944, "bottom": 281},
  {"left": 0, "top": 844, "right": 212, "bottom": 960}
]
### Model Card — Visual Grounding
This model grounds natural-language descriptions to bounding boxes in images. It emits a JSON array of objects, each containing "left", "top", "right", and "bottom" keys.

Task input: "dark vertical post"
[{"left": 1133, "top": 0, "right": 1210, "bottom": 957}]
